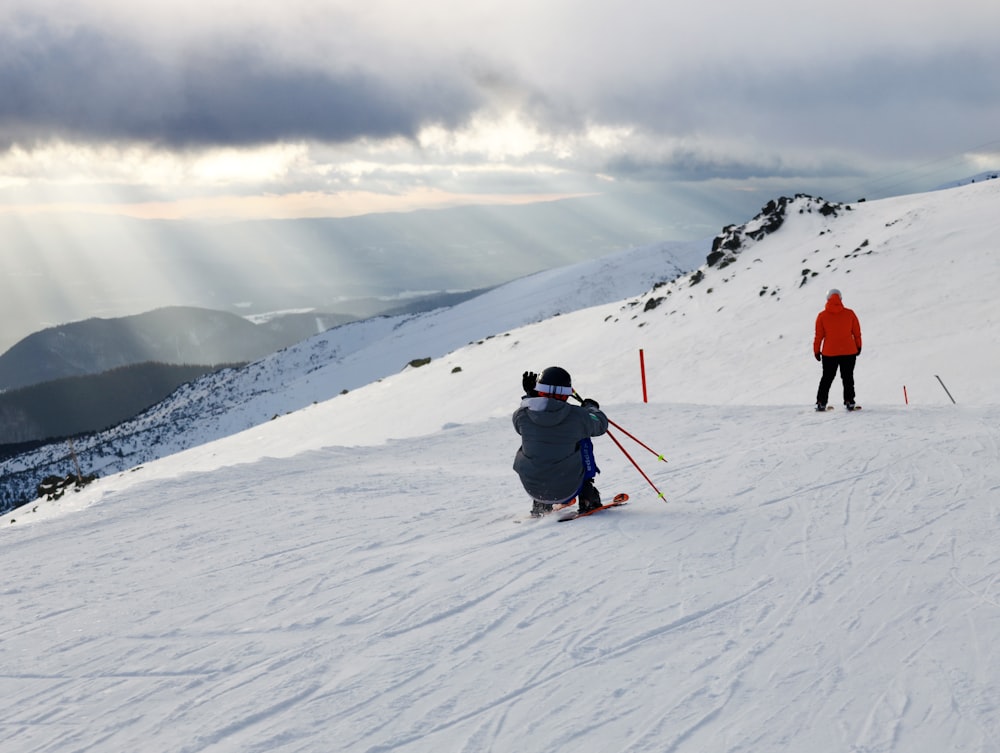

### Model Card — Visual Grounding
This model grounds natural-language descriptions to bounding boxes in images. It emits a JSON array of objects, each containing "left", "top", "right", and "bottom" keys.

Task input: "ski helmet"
[
  {"left": 826, "top": 288, "right": 842, "bottom": 301},
  {"left": 536, "top": 366, "right": 573, "bottom": 397}
]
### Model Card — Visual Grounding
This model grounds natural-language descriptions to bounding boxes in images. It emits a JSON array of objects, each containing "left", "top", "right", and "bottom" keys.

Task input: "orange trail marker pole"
[{"left": 639, "top": 349, "right": 648, "bottom": 403}]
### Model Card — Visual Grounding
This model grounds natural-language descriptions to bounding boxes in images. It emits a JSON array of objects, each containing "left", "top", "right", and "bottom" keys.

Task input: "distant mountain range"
[
  {"left": 0, "top": 290, "right": 488, "bottom": 446},
  {"left": 0, "top": 361, "right": 244, "bottom": 451},
  {"left": 0, "top": 307, "right": 297, "bottom": 393}
]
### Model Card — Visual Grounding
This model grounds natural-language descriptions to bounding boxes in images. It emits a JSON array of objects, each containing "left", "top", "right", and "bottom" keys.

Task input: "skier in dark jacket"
[{"left": 513, "top": 366, "right": 609, "bottom": 517}]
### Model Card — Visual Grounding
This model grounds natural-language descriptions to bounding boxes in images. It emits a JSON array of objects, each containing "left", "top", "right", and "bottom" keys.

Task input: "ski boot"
[
  {"left": 578, "top": 479, "right": 602, "bottom": 513},
  {"left": 530, "top": 500, "right": 554, "bottom": 518}
]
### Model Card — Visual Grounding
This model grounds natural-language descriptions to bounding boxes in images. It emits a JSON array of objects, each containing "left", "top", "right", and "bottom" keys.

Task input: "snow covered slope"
[
  {"left": 5, "top": 180, "right": 998, "bottom": 505},
  {"left": 2, "top": 181, "right": 999, "bottom": 753},
  {"left": 0, "top": 238, "right": 704, "bottom": 507}
]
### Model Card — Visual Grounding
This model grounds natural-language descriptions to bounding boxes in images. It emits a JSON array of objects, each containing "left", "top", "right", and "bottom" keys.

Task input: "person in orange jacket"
[{"left": 813, "top": 288, "right": 862, "bottom": 411}]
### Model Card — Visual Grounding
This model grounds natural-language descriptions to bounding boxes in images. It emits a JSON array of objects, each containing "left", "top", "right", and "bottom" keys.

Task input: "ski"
[{"left": 557, "top": 493, "right": 629, "bottom": 522}]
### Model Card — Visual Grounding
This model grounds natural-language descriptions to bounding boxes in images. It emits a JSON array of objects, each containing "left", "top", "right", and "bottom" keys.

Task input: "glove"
[
  {"left": 522, "top": 371, "right": 538, "bottom": 397},
  {"left": 580, "top": 397, "right": 600, "bottom": 409},
  {"left": 856, "top": 347, "right": 862, "bottom": 356},
  {"left": 814, "top": 352, "right": 821, "bottom": 362}
]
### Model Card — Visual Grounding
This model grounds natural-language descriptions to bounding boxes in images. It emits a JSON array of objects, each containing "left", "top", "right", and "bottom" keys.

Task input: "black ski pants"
[{"left": 817, "top": 354, "right": 857, "bottom": 406}]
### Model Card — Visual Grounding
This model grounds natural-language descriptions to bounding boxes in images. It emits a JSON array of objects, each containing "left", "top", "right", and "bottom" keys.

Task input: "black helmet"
[{"left": 536, "top": 366, "right": 573, "bottom": 396}]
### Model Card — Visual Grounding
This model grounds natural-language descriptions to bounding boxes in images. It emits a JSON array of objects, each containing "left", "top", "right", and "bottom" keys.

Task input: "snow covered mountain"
[
  {"left": 0, "top": 238, "right": 704, "bottom": 509},
  {"left": 5, "top": 180, "right": 999, "bottom": 510},
  {"left": 2, "top": 180, "right": 999, "bottom": 753},
  {"left": 0, "top": 307, "right": 292, "bottom": 393}
]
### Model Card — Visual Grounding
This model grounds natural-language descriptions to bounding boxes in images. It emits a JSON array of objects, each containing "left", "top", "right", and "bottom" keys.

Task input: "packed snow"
[{"left": 2, "top": 180, "right": 999, "bottom": 753}]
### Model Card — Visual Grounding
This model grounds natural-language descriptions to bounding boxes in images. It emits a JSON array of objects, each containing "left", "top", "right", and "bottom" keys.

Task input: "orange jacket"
[{"left": 813, "top": 294, "right": 862, "bottom": 356}]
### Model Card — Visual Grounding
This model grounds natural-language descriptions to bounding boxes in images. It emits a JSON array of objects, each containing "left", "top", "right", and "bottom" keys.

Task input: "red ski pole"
[
  {"left": 573, "top": 392, "right": 668, "bottom": 462},
  {"left": 606, "top": 429, "right": 667, "bottom": 502},
  {"left": 607, "top": 418, "right": 667, "bottom": 463}
]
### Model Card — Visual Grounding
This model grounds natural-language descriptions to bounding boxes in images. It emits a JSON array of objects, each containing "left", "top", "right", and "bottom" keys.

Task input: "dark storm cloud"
[
  {"left": 3, "top": 3, "right": 998, "bottom": 200},
  {"left": 603, "top": 144, "right": 861, "bottom": 184},
  {"left": 0, "top": 17, "right": 483, "bottom": 149},
  {"left": 586, "top": 45, "right": 1000, "bottom": 185}
]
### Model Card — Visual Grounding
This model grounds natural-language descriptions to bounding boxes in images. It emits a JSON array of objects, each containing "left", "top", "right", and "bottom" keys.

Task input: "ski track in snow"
[{"left": 3, "top": 402, "right": 999, "bottom": 753}]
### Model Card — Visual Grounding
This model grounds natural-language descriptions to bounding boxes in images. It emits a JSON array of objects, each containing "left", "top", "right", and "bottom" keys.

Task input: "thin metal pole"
[{"left": 934, "top": 375, "right": 956, "bottom": 404}]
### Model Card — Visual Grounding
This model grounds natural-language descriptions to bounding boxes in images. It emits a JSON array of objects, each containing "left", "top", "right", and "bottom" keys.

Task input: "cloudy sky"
[{"left": 1, "top": 0, "right": 999, "bottom": 221}]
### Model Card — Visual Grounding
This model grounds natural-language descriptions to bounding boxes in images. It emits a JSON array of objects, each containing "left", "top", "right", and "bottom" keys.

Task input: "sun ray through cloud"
[{"left": 2, "top": 0, "right": 999, "bottom": 351}]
